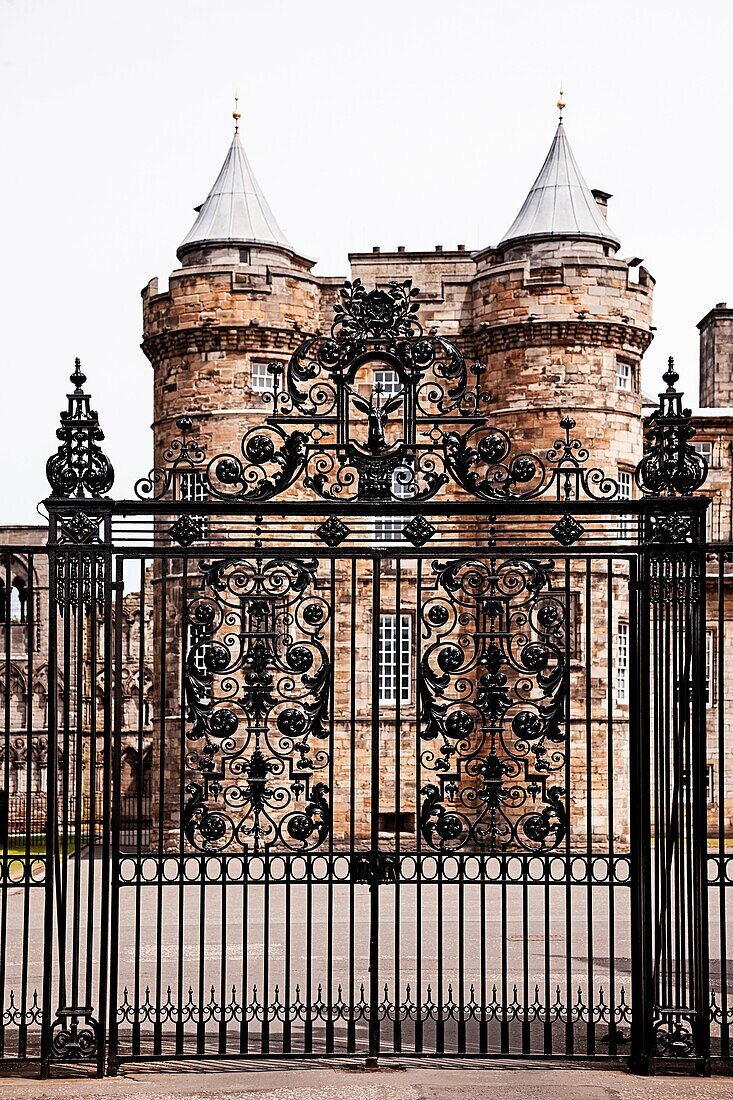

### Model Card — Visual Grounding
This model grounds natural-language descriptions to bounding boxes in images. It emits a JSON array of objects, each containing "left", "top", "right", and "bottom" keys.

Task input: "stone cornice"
[
  {"left": 473, "top": 319, "right": 653, "bottom": 355},
  {"left": 142, "top": 317, "right": 652, "bottom": 368},
  {"left": 141, "top": 325, "right": 317, "bottom": 365}
]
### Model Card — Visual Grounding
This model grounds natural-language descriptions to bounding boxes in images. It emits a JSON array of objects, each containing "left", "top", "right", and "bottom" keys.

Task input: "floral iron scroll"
[
  {"left": 183, "top": 557, "right": 331, "bottom": 853},
  {"left": 419, "top": 557, "right": 567, "bottom": 852},
  {"left": 136, "top": 279, "right": 620, "bottom": 505}
]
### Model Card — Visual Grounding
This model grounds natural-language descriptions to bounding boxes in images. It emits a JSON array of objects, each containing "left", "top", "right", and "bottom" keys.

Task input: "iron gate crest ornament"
[{"left": 134, "top": 280, "right": 622, "bottom": 507}]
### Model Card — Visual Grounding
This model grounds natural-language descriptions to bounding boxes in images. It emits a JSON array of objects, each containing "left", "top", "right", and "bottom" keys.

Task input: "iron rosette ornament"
[
  {"left": 419, "top": 557, "right": 567, "bottom": 853},
  {"left": 635, "top": 358, "right": 708, "bottom": 497},
  {"left": 182, "top": 556, "right": 331, "bottom": 853}
]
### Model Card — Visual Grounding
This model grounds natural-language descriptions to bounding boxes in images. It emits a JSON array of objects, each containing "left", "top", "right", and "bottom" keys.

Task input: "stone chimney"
[{"left": 698, "top": 303, "right": 733, "bottom": 408}]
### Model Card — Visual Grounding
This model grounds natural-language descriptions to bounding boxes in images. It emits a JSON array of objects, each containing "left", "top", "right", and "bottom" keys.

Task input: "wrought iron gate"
[{"left": 0, "top": 282, "right": 716, "bottom": 1074}]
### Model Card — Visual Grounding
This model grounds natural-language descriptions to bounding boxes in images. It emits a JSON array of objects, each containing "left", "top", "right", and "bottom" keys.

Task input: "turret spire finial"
[
  {"left": 557, "top": 84, "right": 566, "bottom": 121},
  {"left": 232, "top": 91, "right": 241, "bottom": 134}
]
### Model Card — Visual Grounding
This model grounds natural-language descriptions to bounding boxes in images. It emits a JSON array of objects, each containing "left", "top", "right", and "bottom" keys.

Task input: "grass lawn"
[{"left": 2, "top": 833, "right": 78, "bottom": 857}]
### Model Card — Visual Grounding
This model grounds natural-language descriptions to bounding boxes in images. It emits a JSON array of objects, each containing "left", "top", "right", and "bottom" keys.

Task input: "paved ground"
[{"left": 1, "top": 1061, "right": 733, "bottom": 1099}]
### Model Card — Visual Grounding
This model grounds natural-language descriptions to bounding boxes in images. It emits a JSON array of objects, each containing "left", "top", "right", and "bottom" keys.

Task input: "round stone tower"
[
  {"left": 141, "top": 115, "right": 326, "bottom": 475},
  {"left": 471, "top": 111, "right": 654, "bottom": 482}
]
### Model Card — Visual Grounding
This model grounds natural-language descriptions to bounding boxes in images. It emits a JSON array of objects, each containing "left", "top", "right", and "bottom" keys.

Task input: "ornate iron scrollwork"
[
  {"left": 653, "top": 1009, "right": 696, "bottom": 1058},
  {"left": 54, "top": 509, "right": 106, "bottom": 614},
  {"left": 49, "top": 1006, "right": 100, "bottom": 1062},
  {"left": 636, "top": 358, "right": 708, "bottom": 497},
  {"left": 419, "top": 558, "right": 567, "bottom": 852},
  {"left": 134, "top": 280, "right": 621, "bottom": 506},
  {"left": 46, "top": 360, "right": 114, "bottom": 498},
  {"left": 182, "top": 557, "right": 332, "bottom": 853}
]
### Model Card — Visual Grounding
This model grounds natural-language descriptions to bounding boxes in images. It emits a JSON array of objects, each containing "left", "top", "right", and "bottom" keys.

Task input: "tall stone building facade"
[{"left": 138, "top": 111, "right": 659, "bottom": 847}]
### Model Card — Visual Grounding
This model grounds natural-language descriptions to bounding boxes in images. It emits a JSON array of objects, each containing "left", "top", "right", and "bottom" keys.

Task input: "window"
[
  {"left": 179, "top": 470, "right": 208, "bottom": 538},
  {"left": 179, "top": 470, "right": 207, "bottom": 503},
  {"left": 706, "top": 629, "right": 716, "bottom": 708},
  {"left": 190, "top": 622, "right": 213, "bottom": 705},
  {"left": 693, "top": 440, "right": 713, "bottom": 464},
  {"left": 618, "top": 471, "right": 632, "bottom": 500},
  {"left": 616, "top": 357, "right": 632, "bottom": 391},
  {"left": 374, "top": 369, "right": 401, "bottom": 396},
  {"left": 239, "top": 248, "right": 250, "bottom": 265},
  {"left": 617, "top": 470, "right": 632, "bottom": 539},
  {"left": 375, "top": 466, "right": 412, "bottom": 542},
  {"left": 251, "top": 360, "right": 274, "bottom": 393},
  {"left": 616, "top": 622, "right": 629, "bottom": 704},
  {"left": 377, "top": 811, "right": 415, "bottom": 835},
  {"left": 378, "top": 613, "right": 411, "bottom": 705},
  {"left": 9, "top": 579, "right": 27, "bottom": 624}
]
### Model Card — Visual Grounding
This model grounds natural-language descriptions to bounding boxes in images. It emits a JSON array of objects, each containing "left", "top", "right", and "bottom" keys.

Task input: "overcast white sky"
[{"left": 1, "top": 0, "right": 732, "bottom": 521}]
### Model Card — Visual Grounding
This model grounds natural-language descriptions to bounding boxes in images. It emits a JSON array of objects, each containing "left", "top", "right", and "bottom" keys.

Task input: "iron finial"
[
  {"left": 557, "top": 84, "right": 566, "bottom": 120},
  {"left": 662, "top": 355, "right": 679, "bottom": 392},
  {"left": 70, "top": 357, "right": 86, "bottom": 392},
  {"left": 232, "top": 91, "right": 241, "bottom": 133}
]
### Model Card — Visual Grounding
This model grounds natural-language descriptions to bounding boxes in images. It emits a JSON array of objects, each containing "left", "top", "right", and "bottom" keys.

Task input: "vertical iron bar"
[
  {"left": 394, "top": 557, "right": 402, "bottom": 1054},
  {"left": 176, "top": 554, "right": 188, "bottom": 1056},
  {"left": 563, "top": 557, "right": 573, "bottom": 1055},
  {"left": 717, "top": 549, "right": 728, "bottom": 1058},
  {"left": 692, "top": 531, "right": 711, "bottom": 1070},
  {"left": 107, "top": 554, "right": 124, "bottom": 1072},
  {"left": 326, "top": 555, "right": 336, "bottom": 1054},
  {"left": 154, "top": 555, "right": 168, "bottom": 1058},
  {"left": 415, "top": 556, "right": 423, "bottom": 1057},
  {"left": 40, "top": 534, "right": 59, "bottom": 1077},
  {"left": 630, "top": 546, "right": 652, "bottom": 1072},
  {"left": 368, "top": 555, "right": 381, "bottom": 1059},
  {"left": 585, "top": 556, "right": 594, "bottom": 1055},
  {"left": 347, "top": 558, "right": 356, "bottom": 1055},
  {"left": 606, "top": 558, "right": 617, "bottom": 1056}
]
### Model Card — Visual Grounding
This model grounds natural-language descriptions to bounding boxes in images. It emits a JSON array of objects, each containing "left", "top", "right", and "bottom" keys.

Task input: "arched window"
[{"left": 10, "top": 579, "right": 27, "bottom": 624}]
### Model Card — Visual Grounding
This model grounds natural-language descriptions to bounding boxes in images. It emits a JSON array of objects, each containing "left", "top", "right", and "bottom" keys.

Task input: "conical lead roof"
[
  {"left": 178, "top": 129, "right": 292, "bottom": 259},
  {"left": 500, "top": 120, "right": 619, "bottom": 250}
]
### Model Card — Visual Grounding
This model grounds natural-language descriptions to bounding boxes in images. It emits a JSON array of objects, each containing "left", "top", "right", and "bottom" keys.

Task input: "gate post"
[
  {"left": 633, "top": 360, "right": 711, "bottom": 1074},
  {"left": 41, "top": 361, "right": 115, "bottom": 1077}
]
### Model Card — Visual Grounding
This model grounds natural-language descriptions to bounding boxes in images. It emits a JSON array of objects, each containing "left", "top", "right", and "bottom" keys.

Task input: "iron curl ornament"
[
  {"left": 635, "top": 358, "right": 708, "bottom": 497},
  {"left": 132, "top": 279, "right": 622, "bottom": 507},
  {"left": 418, "top": 556, "right": 567, "bottom": 853},
  {"left": 46, "top": 360, "right": 114, "bottom": 498},
  {"left": 182, "top": 556, "right": 332, "bottom": 853}
]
